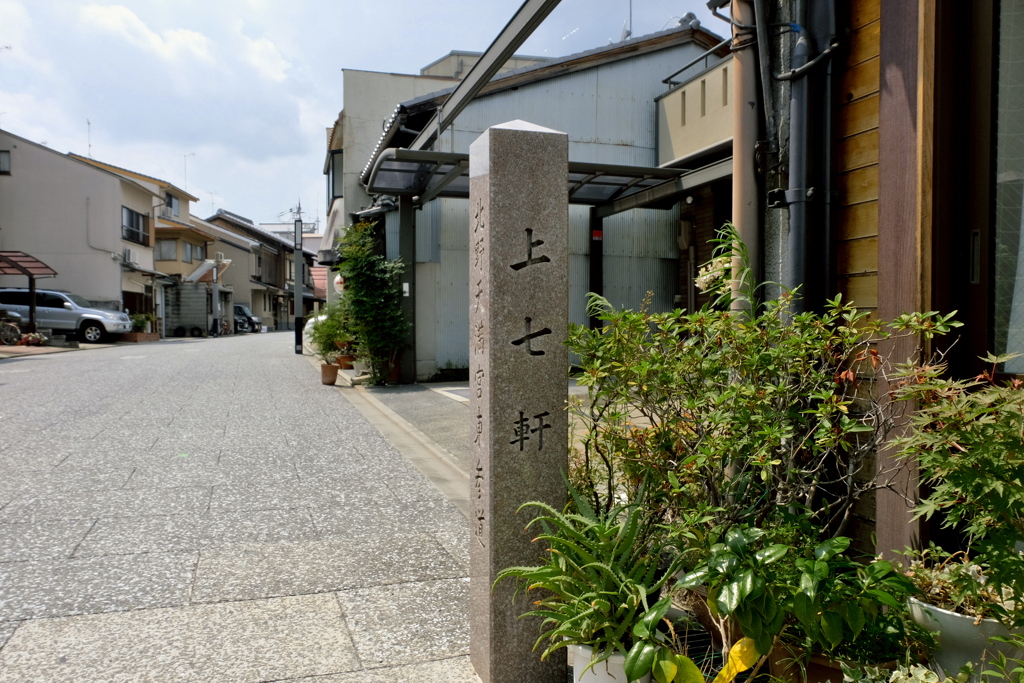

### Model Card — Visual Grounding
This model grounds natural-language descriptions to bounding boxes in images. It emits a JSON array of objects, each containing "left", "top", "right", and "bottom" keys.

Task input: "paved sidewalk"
[{"left": 0, "top": 334, "right": 480, "bottom": 682}]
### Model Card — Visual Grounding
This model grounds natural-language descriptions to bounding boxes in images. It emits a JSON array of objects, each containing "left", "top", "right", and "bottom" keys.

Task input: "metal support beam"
[
  {"left": 398, "top": 196, "right": 417, "bottom": 384},
  {"left": 594, "top": 158, "right": 732, "bottom": 219},
  {"left": 416, "top": 160, "right": 468, "bottom": 205},
  {"left": 588, "top": 207, "right": 604, "bottom": 328},
  {"left": 408, "top": 0, "right": 563, "bottom": 151}
]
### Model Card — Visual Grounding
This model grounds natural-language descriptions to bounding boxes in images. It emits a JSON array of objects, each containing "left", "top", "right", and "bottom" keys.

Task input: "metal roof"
[
  {"left": 0, "top": 252, "right": 57, "bottom": 278},
  {"left": 365, "top": 148, "right": 686, "bottom": 207}
]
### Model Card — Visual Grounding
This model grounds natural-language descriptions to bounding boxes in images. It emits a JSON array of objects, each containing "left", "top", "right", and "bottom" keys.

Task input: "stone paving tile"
[
  {"left": 405, "top": 497, "right": 471, "bottom": 569},
  {"left": 123, "top": 460, "right": 297, "bottom": 489},
  {"left": 209, "top": 481, "right": 392, "bottom": 513},
  {"left": 280, "top": 656, "right": 482, "bottom": 682},
  {"left": 0, "top": 622, "right": 17, "bottom": 650},
  {"left": 0, "top": 594, "right": 360, "bottom": 682},
  {"left": 336, "top": 577, "right": 470, "bottom": 669},
  {"left": 0, "top": 486, "right": 211, "bottom": 522},
  {"left": 75, "top": 508, "right": 317, "bottom": 556},
  {"left": 0, "top": 552, "right": 197, "bottom": 620},
  {"left": 0, "top": 519, "right": 96, "bottom": 563},
  {"left": 191, "top": 532, "right": 465, "bottom": 604},
  {"left": 2, "top": 467, "right": 134, "bottom": 498}
]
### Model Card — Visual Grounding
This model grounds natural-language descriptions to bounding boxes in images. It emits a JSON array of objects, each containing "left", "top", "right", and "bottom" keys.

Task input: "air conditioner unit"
[
  {"left": 214, "top": 251, "right": 225, "bottom": 262},
  {"left": 123, "top": 248, "right": 139, "bottom": 265}
]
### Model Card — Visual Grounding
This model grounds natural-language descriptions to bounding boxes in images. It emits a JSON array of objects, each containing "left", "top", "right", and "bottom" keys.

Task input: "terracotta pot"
[
  {"left": 320, "top": 363, "right": 340, "bottom": 385},
  {"left": 336, "top": 354, "right": 355, "bottom": 370},
  {"left": 768, "top": 644, "right": 895, "bottom": 683}
]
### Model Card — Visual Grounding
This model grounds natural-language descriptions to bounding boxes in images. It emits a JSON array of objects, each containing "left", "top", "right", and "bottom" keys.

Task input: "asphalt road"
[{"left": 0, "top": 333, "right": 478, "bottom": 682}]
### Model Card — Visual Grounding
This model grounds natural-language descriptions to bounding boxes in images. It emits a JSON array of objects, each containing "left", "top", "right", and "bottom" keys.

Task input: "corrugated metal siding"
[
  {"left": 603, "top": 207, "right": 679, "bottom": 313},
  {"left": 434, "top": 199, "right": 471, "bottom": 368},
  {"left": 413, "top": 38, "right": 715, "bottom": 368},
  {"left": 385, "top": 210, "right": 400, "bottom": 261},
  {"left": 603, "top": 256, "right": 678, "bottom": 313},
  {"left": 447, "top": 41, "right": 718, "bottom": 166}
]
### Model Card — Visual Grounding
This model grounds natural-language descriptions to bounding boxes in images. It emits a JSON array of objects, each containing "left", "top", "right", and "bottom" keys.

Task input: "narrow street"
[{"left": 0, "top": 333, "right": 477, "bottom": 682}]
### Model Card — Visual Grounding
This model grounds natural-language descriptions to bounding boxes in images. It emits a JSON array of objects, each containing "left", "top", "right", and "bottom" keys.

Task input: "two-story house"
[
  {"left": 0, "top": 129, "right": 167, "bottom": 320},
  {"left": 206, "top": 210, "right": 316, "bottom": 330}
]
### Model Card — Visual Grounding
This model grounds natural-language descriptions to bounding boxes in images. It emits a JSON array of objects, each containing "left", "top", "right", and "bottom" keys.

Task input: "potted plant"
[
  {"left": 675, "top": 525, "right": 928, "bottom": 683},
  {"left": 567, "top": 226, "right": 959, "bottom": 665},
  {"left": 307, "top": 302, "right": 349, "bottom": 385},
  {"left": 892, "top": 353, "right": 1024, "bottom": 675},
  {"left": 334, "top": 221, "right": 409, "bottom": 386},
  {"left": 495, "top": 485, "right": 728, "bottom": 683},
  {"left": 901, "top": 546, "right": 1021, "bottom": 678}
]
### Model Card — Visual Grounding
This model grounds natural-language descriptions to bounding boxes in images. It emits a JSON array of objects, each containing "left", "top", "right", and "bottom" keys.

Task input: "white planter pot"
[
  {"left": 568, "top": 644, "right": 650, "bottom": 683},
  {"left": 909, "top": 598, "right": 1023, "bottom": 678}
]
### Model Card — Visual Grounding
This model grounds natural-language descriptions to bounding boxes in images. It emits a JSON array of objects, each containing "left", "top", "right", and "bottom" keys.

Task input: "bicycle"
[{"left": 0, "top": 311, "right": 21, "bottom": 346}]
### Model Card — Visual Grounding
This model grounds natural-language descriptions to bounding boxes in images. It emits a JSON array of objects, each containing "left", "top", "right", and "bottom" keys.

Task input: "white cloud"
[
  {"left": 79, "top": 5, "right": 213, "bottom": 64},
  {"left": 241, "top": 35, "right": 290, "bottom": 82}
]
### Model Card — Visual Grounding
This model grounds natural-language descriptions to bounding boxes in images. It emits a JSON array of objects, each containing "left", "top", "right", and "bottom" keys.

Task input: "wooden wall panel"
[
  {"left": 850, "top": 0, "right": 881, "bottom": 30},
  {"left": 837, "top": 166, "right": 879, "bottom": 206},
  {"left": 838, "top": 131, "right": 880, "bottom": 172},
  {"left": 836, "top": 95, "right": 880, "bottom": 138},
  {"left": 848, "top": 21, "right": 882, "bottom": 67},
  {"left": 835, "top": 0, "right": 881, "bottom": 318},
  {"left": 838, "top": 274, "right": 878, "bottom": 308},
  {"left": 840, "top": 57, "right": 880, "bottom": 103},
  {"left": 838, "top": 238, "right": 879, "bottom": 275},
  {"left": 837, "top": 203, "right": 879, "bottom": 241}
]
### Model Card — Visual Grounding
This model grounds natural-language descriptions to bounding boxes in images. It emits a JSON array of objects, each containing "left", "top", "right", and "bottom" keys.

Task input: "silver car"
[{"left": 0, "top": 288, "right": 132, "bottom": 342}]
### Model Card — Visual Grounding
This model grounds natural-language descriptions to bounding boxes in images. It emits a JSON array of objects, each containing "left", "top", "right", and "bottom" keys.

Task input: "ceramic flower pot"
[
  {"left": 320, "top": 363, "right": 340, "bottom": 385},
  {"left": 567, "top": 644, "right": 650, "bottom": 683},
  {"left": 909, "top": 597, "right": 1023, "bottom": 678}
]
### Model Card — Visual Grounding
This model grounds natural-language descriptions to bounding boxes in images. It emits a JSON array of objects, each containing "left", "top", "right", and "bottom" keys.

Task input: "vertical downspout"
[
  {"left": 732, "top": 0, "right": 761, "bottom": 309},
  {"left": 786, "top": 0, "right": 812, "bottom": 312}
]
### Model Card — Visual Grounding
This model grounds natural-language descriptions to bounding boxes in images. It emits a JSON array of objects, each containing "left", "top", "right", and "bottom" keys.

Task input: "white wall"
[{"left": 0, "top": 131, "right": 154, "bottom": 304}]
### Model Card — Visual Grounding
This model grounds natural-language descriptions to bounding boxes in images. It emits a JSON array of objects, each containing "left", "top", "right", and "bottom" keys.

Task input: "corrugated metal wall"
[{"left": 402, "top": 39, "right": 714, "bottom": 373}]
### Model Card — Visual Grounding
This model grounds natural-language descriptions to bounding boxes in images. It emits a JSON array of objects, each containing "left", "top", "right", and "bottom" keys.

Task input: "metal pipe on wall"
[
  {"left": 785, "top": 0, "right": 811, "bottom": 311},
  {"left": 732, "top": 0, "right": 760, "bottom": 309}
]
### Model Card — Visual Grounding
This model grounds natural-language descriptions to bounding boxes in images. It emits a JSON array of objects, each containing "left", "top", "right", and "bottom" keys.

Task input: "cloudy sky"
[{"left": 0, "top": 0, "right": 720, "bottom": 227}]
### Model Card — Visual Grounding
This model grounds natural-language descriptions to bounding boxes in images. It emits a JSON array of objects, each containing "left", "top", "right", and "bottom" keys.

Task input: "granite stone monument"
[{"left": 468, "top": 120, "right": 569, "bottom": 683}]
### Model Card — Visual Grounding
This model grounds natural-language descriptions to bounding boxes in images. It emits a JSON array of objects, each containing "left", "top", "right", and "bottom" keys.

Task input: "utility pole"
[{"left": 293, "top": 201, "right": 304, "bottom": 354}]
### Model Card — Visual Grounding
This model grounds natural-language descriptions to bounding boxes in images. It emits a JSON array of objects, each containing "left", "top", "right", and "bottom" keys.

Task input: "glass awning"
[{"left": 365, "top": 148, "right": 686, "bottom": 207}]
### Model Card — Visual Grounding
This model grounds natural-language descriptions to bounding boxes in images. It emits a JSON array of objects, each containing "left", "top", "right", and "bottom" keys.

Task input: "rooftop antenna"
[
  {"left": 87, "top": 119, "right": 91, "bottom": 158},
  {"left": 182, "top": 152, "right": 194, "bottom": 193}
]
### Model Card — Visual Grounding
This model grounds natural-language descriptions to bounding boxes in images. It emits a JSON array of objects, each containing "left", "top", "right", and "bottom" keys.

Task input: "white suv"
[{"left": 0, "top": 288, "right": 132, "bottom": 342}]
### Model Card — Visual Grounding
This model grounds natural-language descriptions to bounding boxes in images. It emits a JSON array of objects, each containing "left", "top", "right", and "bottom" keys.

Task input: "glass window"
[
  {"left": 121, "top": 206, "right": 148, "bottom": 245},
  {"left": 0, "top": 291, "right": 28, "bottom": 305},
  {"left": 165, "top": 193, "right": 179, "bottom": 217},
  {"left": 993, "top": 2, "right": 1024, "bottom": 372},
  {"left": 195, "top": 244, "right": 204, "bottom": 261},
  {"left": 182, "top": 242, "right": 193, "bottom": 263},
  {"left": 0, "top": 150, "right": 10, "bottom": 175},
  {"left": 38, "top": 293, "right": 66, "bottom": 308},
  {"left": 155, "top": 239, "right": 177, "bottom": 261}
]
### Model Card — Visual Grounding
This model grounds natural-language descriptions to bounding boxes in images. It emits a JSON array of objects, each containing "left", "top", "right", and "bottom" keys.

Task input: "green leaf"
[
  {"left": 674, "top": 655, "right": 706, "bottom": 683},
  {"left": 821, "top": 610, "right": 844, "bottom": 649},
  {"left": 754, "top": 544, "right": 790, "bottom": 566},
  {"left": 813, "top": 537, "right": 851, "bottom": 561},
  {"left": 718, "top": 579, "right": 743, "bottom": 614},
  {"left": 843, "top": 601, "right": 866, "bottom": 639},
  {"left": 653, "top": 650, "right": 679, "bottom": 683},
  {"left": 624, "top": 642, "right": 658, "bottom": 682}
]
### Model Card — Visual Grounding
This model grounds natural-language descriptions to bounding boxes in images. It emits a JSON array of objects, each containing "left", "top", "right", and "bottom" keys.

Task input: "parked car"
[
  {"left": 233, "top": 304, "right": 261, "bottom": 333},
  {"left": 0, "top": 288, "right": 132, "bottom": 342}
]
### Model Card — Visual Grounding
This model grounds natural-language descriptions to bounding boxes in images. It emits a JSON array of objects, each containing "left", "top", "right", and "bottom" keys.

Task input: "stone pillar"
[{"left": 469, "top": 120, "right": 569, "bottom": 683}]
